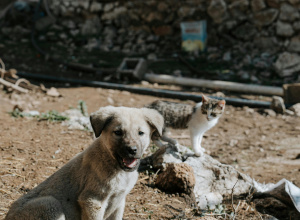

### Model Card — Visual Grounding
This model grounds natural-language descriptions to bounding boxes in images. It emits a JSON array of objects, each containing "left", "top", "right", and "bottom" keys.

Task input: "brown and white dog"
[{"left": 5, "top": 106, "right": 164, "bottom": 220}]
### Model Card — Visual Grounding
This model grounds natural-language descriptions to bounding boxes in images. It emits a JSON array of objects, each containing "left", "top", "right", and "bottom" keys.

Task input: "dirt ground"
[{"left": 0, "top": 85, "right": 300, "bottom": 219}]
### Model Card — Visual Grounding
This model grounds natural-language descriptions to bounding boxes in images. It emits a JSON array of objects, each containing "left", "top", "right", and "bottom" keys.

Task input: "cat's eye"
[
  {"left": 114, "top": 130, "right": 123, "bottom": 136},
  {"left": 138, "top": 131, "right": 144, "bottom": 136},
  {"left": 211, "top": 113, "right": 216, "bottom": 117}
]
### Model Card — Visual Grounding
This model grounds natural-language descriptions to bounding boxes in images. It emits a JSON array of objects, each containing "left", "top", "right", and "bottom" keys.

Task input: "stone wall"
[
  {"left": 1, "top": 0, "right": 300, "bottom": 82},
  {"left": 45, "top": 0, "right": 300, "bottom": 80},
  {"left": 47, "top": 0, "right": 300, "bottom": 51}
]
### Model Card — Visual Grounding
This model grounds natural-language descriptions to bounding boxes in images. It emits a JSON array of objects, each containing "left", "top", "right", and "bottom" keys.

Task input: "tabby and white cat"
[{"left": 146, "top": 95, "right": 226, "bottom": 157}]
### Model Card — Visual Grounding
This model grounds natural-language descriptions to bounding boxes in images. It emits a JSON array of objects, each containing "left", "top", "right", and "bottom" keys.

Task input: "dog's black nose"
[{"left": 126, "top": 146, "right": 137, "bottom": 155}]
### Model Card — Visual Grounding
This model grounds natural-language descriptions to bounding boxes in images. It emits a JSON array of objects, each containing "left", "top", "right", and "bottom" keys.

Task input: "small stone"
[
  {"left": 289, "top": 103, "right": 300, "bottom": 116},
  {"left": 285, "top": 109, "right": 295, "bottom": 116},
  {"left": 251, "top": 0, "right": 266, "bottom": 12},
  {"left": 288, "top": 34, "right": 300, "bottom": 52},
  {"left": 107, "top": 97, "right": 114, "bottom": 104},
  {"left": 266, "top": 0, "right": 280, "bottom": 8},
  {"left": 222, "top": 51, "right": 231, "bottom": 61},
  {"left": 103, "top": 3, "right": 114, "bottom": 12},
  {"left": 62, "top": 20, "right": 76, "bottom": 29},
  {"left": 173, "top": 70, "right": 182, "bottom": 77},
  {"left": 141, "top": 81, "right": 150, "bottom": 86},
  {"left": 228, "top": 0, "right": 249, "bottom": 18},
  {"left": 253, "top": 8, "right": 279, "bottom": 26},
  {"left": 238, "top": 70, "right": 250, "bottom": 80},
  {"left": 90, "top": 2, "right": 102, "bottom": 12},
  {"left": 207, "top": 0, "right": 228, "bottom": 24},
  {"left": 276, "top": 21, "right": 294, "bottom": 37},
  {"left": 270, "top": 96, "right": 286, "bottom": 114},
  {"left": 147, "top": 53, "right": 157, "bottom": 60},
  {"left": 264, "top": 109, "right": 277, "bottom": 117},
  {"left": 279, "top": 3, "right": 300, "bottom": 21},
  {"left": 152, "top": 25, "right": 173, "bottom": 36},
  {"left": 47, "top": 87, "right": 60, "bottom": 97}
]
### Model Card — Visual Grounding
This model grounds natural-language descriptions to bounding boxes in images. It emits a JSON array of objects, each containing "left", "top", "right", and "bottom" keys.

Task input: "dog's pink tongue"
[{"left": 123, "top": 158, "right": 138, "bottom": 168}]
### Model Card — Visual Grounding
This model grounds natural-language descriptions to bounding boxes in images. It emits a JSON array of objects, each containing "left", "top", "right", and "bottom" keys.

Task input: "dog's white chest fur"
[{"left": 99, "top": 171, "right": 138, "bottom": 219}]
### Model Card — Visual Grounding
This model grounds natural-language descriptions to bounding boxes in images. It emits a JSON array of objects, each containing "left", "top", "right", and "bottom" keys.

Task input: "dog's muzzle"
[{"left": 116, "top": 146, "right": 141, "bottom": 172}]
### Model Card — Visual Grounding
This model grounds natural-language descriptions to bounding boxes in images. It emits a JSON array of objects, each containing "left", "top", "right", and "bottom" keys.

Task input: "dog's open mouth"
[
  {"left": 123, "top": 158, "right": 138, "bottom": 168},
  {"left": 117, "top": 155, "right": 140, "bottom": 171}
]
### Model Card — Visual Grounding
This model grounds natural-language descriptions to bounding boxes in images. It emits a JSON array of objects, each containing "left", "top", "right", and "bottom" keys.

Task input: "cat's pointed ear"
[
  {"left": 202, "top": 94, "right": 209, "bottom": 103},
  {"left": 218, "top": 100, "right": 226, "bottom": 110}
]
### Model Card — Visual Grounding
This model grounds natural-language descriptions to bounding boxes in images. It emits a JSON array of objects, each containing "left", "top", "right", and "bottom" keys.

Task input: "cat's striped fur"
[
  {"left": 146, "top": 100, "right": 195, "bottom": 130},
  {"left": 146, "top": 95, "right": 225, "bottom": 156}
]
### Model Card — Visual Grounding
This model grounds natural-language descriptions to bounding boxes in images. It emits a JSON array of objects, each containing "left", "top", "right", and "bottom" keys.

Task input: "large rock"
[
  {"left": 156, "top": 163, "right": 195, "bottom": 194},
  {"left": 274, "top": 52, "right": 300, "bottom": 77},
  {"left": 276, "top": 21, "right": 294, "bottom": 37},
  {"left": 253, "top": 8, "right": 279, "bottom": 26},
  {"left": 146, "top": 144, "right": 252, "bottom": 209},
  {"left": 184, "top": 155, "right": 252, "bottom": 209},
  {"left": 207, "top": 0, "right": 228, "bottom": 24},
  {"left": 279, "top": 3, "right": 300, "bottom": 21}
]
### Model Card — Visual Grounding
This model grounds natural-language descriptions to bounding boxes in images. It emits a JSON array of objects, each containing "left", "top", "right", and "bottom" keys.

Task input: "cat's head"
[{"left": 201, "top": 95, "right": 226, "bottom": 121}]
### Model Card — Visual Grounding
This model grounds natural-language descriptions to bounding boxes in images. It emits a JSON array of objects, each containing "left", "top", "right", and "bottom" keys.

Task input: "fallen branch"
[{"left": 0, "top": 78, "right": 28, "bottom": 93}]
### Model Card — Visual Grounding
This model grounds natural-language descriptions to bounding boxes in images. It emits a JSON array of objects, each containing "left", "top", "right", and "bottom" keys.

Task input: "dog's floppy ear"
[
  {"left": 141, "top": 108, "right": 164, "bottom": 137},
  {"left": 90, "top": 106, "right": 115, "bottom": 138}
]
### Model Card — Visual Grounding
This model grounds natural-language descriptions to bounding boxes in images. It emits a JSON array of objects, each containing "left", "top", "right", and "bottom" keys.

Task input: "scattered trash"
[
  {"left": 254, "top": 179, "right": 300, "bottom": 212},
  {"left": 180, "top": 21, "right": 207, "bottom": 52},
  {"left": 46, "top": 87, "right": 60, "bottom": 97},
  {"left": 61, "top": 108, "right": 91, "bottom": 131},
  {"left": 61, "top": 100, "right": 92, "bottom": 131},
  {"left": 117, "top": 58, "right": 147, "bottom": 80}
]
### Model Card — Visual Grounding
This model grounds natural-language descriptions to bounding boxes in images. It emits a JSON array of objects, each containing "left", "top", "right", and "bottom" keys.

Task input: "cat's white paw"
[{"left": 194, "top": 148, "right": 205, "bottom": 157}]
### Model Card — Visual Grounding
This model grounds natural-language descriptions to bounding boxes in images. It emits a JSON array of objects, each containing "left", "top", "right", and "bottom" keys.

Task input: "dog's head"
[{"left": 90, "top": 106, "right": 164, "bottom": 172}]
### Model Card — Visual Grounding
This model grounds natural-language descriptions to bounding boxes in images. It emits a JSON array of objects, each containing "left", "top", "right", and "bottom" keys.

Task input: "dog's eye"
[
  {"left": 114, "top": 130, "right": 123, "bottom": 136},
  {"left": 138, "top": 131, "right": 144, "bottom": 136}
]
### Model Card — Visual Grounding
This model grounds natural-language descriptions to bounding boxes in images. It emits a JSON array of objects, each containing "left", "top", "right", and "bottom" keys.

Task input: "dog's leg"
[
  {"left": 5, "top": 196, "right": 65, "bottom": 220},
  {"left": 106, "top": 199, "right": 125, "bottom": 220},
  {"left": 79, "top": 196, "right": 107, "bottom": 220}
]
